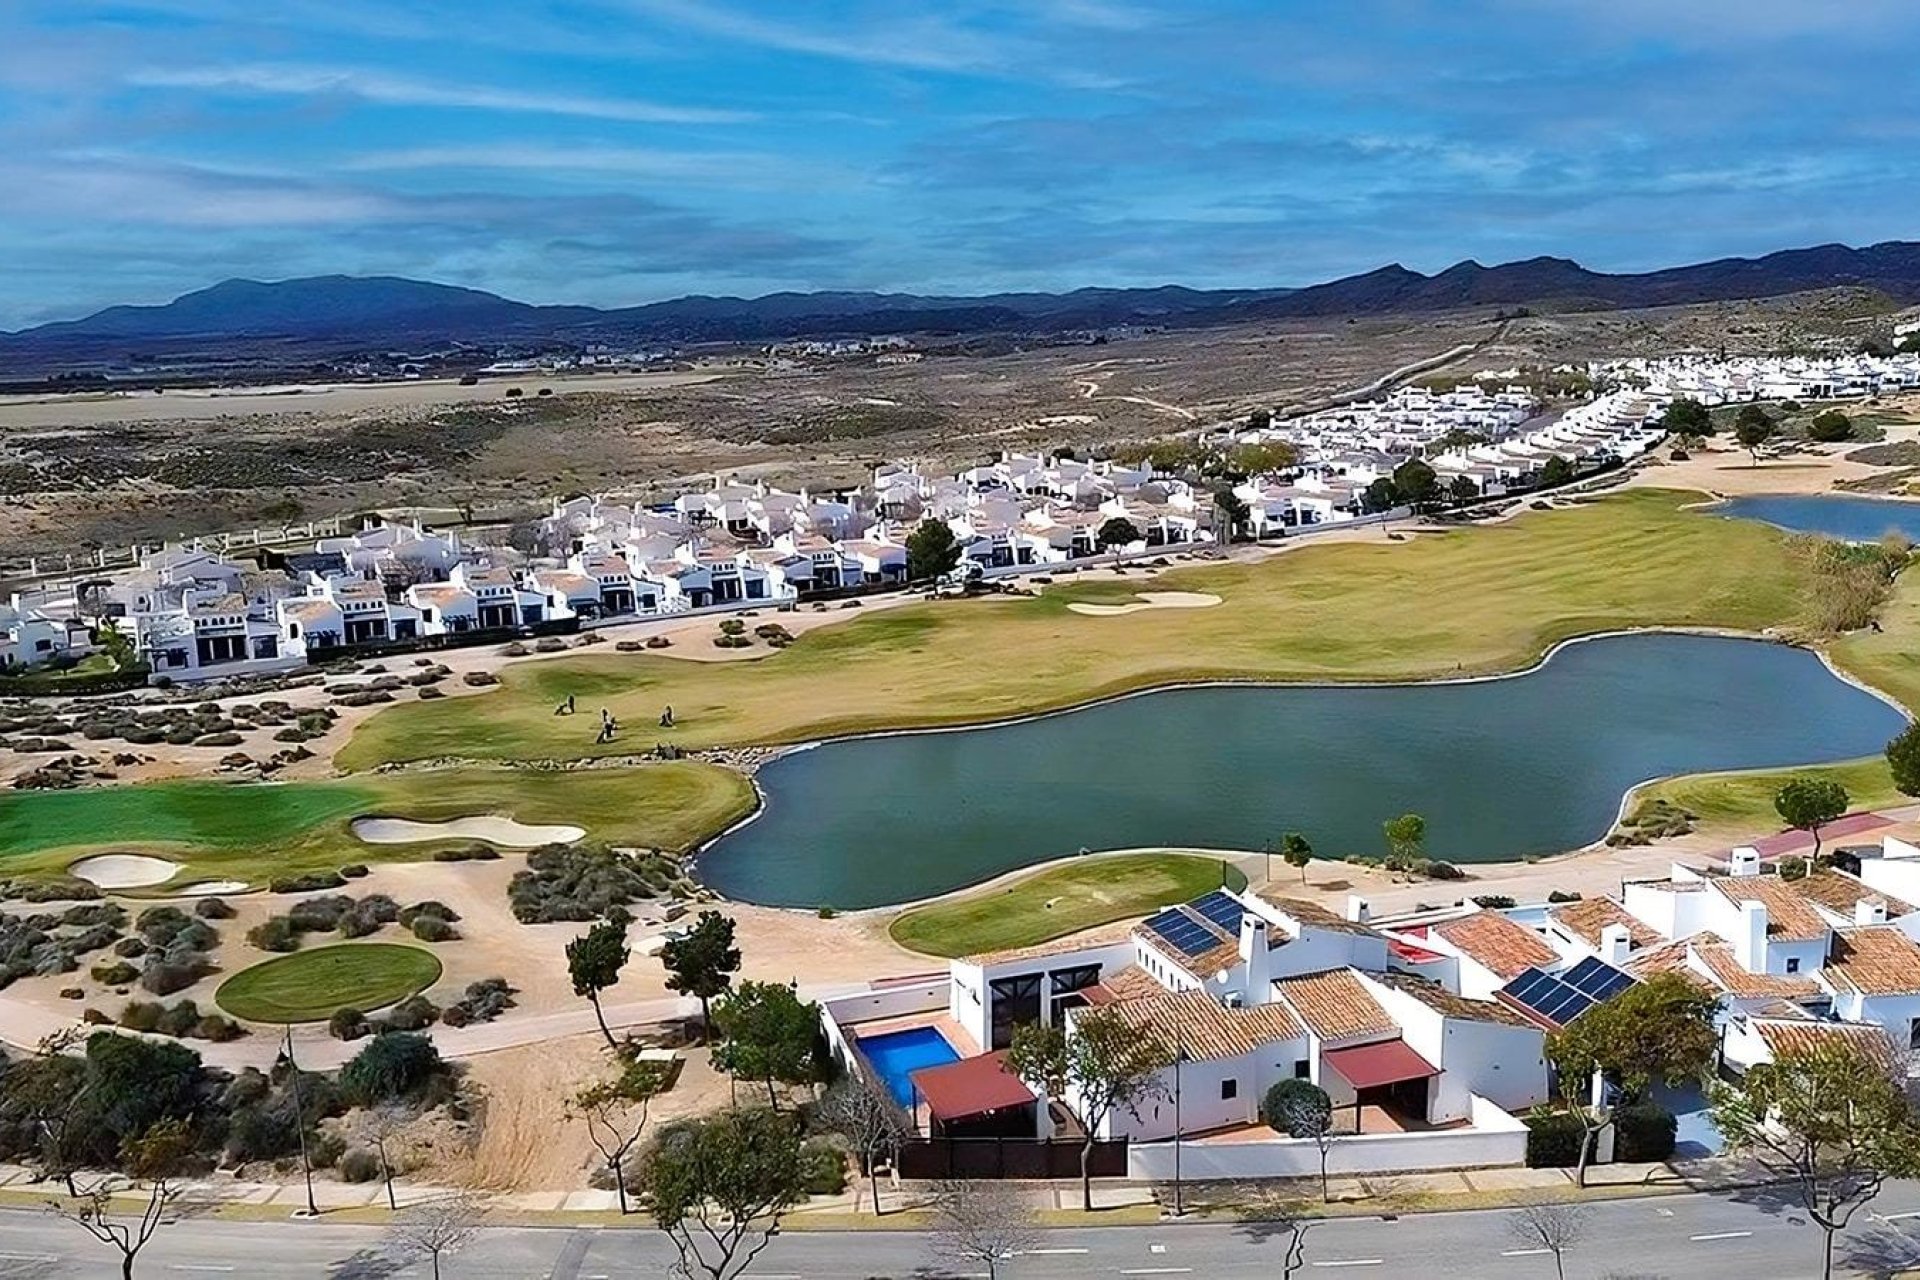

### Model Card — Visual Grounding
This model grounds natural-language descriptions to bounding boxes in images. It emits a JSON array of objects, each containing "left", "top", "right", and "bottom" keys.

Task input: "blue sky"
[{"left": 3, "top": 0, "right": 1918, "bottom": 328}]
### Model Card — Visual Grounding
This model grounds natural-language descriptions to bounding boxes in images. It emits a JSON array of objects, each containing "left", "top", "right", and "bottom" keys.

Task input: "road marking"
[
  {"left": 1690, "top": 1231, "right": 1753, "bottom": 1242},
  {"left": 1120, "top": 1270, "right": 1192, "bottom": 1276},
  {"left": 1312, "top": 1261, "right": 1384, "bottom": 1269},
  {"left": 1025, "top": 1247, "right": 1091, "bottom": 1254},
  {"left": 1883, "top": 1211, "right": 1920, "bottom": 1221},
  {"left": 170, "top": 1268, "right": 236, "bottom": 1274},
  {"left": 1500, "top": 1247, "right": 1551, "bottom": 1256},
  {"left": 1150, "top": 1243, "right": 1168, "bottom": 1253},
  {"left": 1655, "top": 1207, "right": 1675, "bottom": 1217}
]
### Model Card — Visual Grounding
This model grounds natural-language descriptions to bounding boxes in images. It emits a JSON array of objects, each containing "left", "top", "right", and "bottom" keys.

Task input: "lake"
[
  {"left": 1718, "top": 493, "right": 1920, "bottom": 542},
  {"left": 696, "top": 634, "right": 1905, "bottom": 909}
]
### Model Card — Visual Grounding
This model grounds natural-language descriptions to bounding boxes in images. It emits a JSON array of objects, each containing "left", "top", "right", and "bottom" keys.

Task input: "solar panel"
[
  {"left": 1145, "top": 906, "right": 1229, "bottom": 958},
  {"left": 1190, "top": 890, "right": 1245, "bottom": 934},
  {"left": 1563, "top": 956, "right": 1636, "bottom": 1002},
  {"left": 1501, "top": 967, "right": 1597, "bottom": 1027}
]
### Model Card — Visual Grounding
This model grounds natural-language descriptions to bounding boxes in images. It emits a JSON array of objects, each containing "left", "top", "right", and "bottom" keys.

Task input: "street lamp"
[{"left": 1171, "top": 1033, "right": 1188, "bottom": 1218}]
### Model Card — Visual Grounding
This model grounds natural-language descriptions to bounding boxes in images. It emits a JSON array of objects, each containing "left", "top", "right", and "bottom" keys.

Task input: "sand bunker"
[
  {"left": 351, "top": 816, "right": 586, "bottom": 847},
  {"left": 1066, "top": 591, "right": 1224, "bottom": 617},
  {"left": 69, "top": 854, "right": 179, "bottom": 889},
  {"left": 176, "top": 880, "right": 249, "bottom": 896}
]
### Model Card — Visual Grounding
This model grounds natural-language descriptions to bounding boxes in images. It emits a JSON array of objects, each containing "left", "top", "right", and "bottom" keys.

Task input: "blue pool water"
[
  {"left": 1719, "top": 493, "right": 1920, "bottom": 542},
  {"left": 860, "top": 1026, "right": 960, "bottom": 1106}
]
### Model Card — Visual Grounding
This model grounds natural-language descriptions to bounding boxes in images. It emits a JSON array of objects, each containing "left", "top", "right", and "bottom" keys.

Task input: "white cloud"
[{"left": 129, "top": 63, "right": 753, "bottom": 125}]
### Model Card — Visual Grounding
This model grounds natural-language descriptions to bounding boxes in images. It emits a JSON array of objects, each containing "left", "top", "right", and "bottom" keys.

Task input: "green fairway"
[
  {"left": 0, "top": 762, "right": 754, "bottom": 883},
  {"left": 340, "top": 489, "right": 1836, "bottom": 770},
  {"left": 888, "top": 851, "right": 1248, "bottom": 958},
  {"left": 1622, "top": 756, "right": 1905, "bottom": 841},
  {"left": 215, "top": 943, "right": 443, "bottom": 1023}
]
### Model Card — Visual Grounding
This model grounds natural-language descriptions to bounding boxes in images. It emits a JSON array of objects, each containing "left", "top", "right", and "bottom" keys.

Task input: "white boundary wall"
[{"left": 1126, "top": 1094, "right": 1527, "bottom": 1182}]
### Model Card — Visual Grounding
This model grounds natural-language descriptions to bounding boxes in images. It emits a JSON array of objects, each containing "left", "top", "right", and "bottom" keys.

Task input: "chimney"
[
  {"left": 1856, "top": 898, "right": 1889, "bottom": 927},
  {"left": 1728, "top": 846, "right": 1761, "bottom": 877},
  {"left": 1733, "top": 900, "right": 1769, "bottom": 973},
  {"left": 1600, "top": 922, "right": 1632, "bottom": 967},
  {"left": 1346, "top": 895, "right": 1371, "bottom": 924},
  {"left": 1238, "top": 912, "right": 1271, "bottom": 999}
]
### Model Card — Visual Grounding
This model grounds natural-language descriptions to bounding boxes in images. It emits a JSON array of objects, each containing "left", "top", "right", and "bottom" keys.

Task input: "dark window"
[
  {"left": 1785, "top": 958, "right": 1801, "bottom": 974},
  {"left": 989, "top": 975, "right": 1042, "bottom": 1050},
  {"left": 1294, "top": 1059, "right": 1311, "bottom": 1079},
  {"left": 1221, "top": 1078, "right": 1238, "bottom": 1101}
]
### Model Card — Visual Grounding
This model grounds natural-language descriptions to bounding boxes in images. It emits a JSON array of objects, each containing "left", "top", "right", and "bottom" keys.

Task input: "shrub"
[
  {"left": 119, "top": 1000, "right": 164, "bottom": 1032},
  {"left": 91, "top": 960, "right": 138, "bottom": 986},
  {"left": 247, "top": 917, "right": 300, "bottom": 953},
  {"left": 398, "top": 901, "right": 460, "bottom": 927},
  {"left": 139, "top": 953, "right": 208, "bottom": 996},
  {"left": 193, "top": 897, "right": 236, "bottom": 920},
  {"left": 195, "top": 1014, "right": 245, "bottom": 1042},
  {"left": 799, "top": 1136, "right": 848, "bottom": 1195},
  {"left": 112, "top": 935, "right": 148, "bottom": 958},
  {"left": 410, "top": 916, "right": 459, "bottom": 942},
  {"left": 329, "top": 1007, "right": 371, "bottom": 1041},
  {"left": 448, "top": 977, "right": 515, "bottom": 1025},
  {"left": 337, "top": 1147, "right": 382, "bottom": 1183},
  {"left": 1545, "top": 890, "right": 1583, "bottom": 904},
  {"left": 287, "top": 895, "right": 356, "bottom": 932},
  {"left": 1423, "top": 859, "right": 1463, "bottom": 881},
  {"left": 340, "top": 1032, "right": 445, "bottom": 1105},
  {"left": 1612, "top": 1102, "right": 1678, "bottom": 1162},
  {"left": 1471, "top": 894, "right": 1517, "bottom": 909},
  {"left": 1777, "top": 856, "right": 1809, "bottom": 881},
  {"left": 270, "top": 871, "right": 346, "bottom": 894},
  {"left": 192, "top": 732, "right": 244, "bottom": 748},
  {"left": 309, "top": 1131, "right": 347, "bottom": 1170},
  {"left": 718, "top": 619, "right": 747, "bottom": 637},
  {"left": 507, "top": 842, "right": 664, "bottom": 924},
  {"left": 462, "top": 672, "right": 498, "bottom": 687},
  {"left": 1807, "top": 410, "right": 1854, "bottom": 443},
  {"left": 1524, "top": 1111, "right": 1585, "bottom": 1168},
  {"left": 63, "top": 903, "right": 126, "bottom": 929},
  {"left": 1261, "top": 1078, "right": 1332, "bottom": 1135},
  {"left": 379, "top": 995, "right": 440, "bottom": 1032},
  {"left": 339, "top": 864, "right": 370, "bottom": 879},
  {"left": 155, "top": 1000, "right": 202, "bottom": 1038}
]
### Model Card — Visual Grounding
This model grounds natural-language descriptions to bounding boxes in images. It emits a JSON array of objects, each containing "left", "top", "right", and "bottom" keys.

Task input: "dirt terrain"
[{"left": 0, "top": 290, "right": 1898, "bottom": 567}]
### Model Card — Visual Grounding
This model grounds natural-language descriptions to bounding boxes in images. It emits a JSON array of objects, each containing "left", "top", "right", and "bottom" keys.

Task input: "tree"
[
  {"left": 661, "top": 911, "right": 741, "bottom": 1043},
  {"left": 1734, "top": 404, "right": 1775, "bottom": 465},
  {"left": 1807, "top": 410, "right": 1854, "bottom": 443},
  {"left": 1447, "top": 474, "right": 1479, "bottom": 505},
  {"left": 1262, "top": 1078, "right": 1336, "bottom": 1200},
  {"left": 7, "top": 1031, "right": 92, "bottom": 1196},
  {"left": 97, "top": 617, "right": 136, "bottom": 670},
  {"left": 1546, "top": 971, "right": 1719, "bottom": 1186},
  {"left": 390, "top": 1193, "right": 485, "bottom": 1280},
  {"left": 928, "top": 1179, "right": 1037, "bottom": 1280},
  {"left": 1226, "top": 440, "right": 1297, "bottom": 477},
  {"left": 1382, "top": 812, "right": 1426, "bottom": 868},
  {"left": 1362, "top": 476, "right": 1399, "bottom": 515},
  {"left": 1391, "top": 459, "right": 1441, "bottom": 512},
  {"left": 566, "top": 919, "right": 630, "bottom": 1050},
  {"left": 571, "top": 1059, "right": 669, "bottom": 1215},
  {"left": 1096, "top": 516, "right": 1141, "bottom": 564},
  {"left": 351, "top": 1101, "right": 413, "bottom": 1212},
  {"left": 711, "top": 981, "right": 821, "bottom": 1111},
  {"left": 1539, "top": 455, "right": 1575, "bottom": 488},
  {"left": 48, "top": 1118, "right": 194, "bottom": 1280},
  {"left": 1246, "top": 407, "right": 1273, "bottom": 432},
  {"left": 1710, "top": 1039, "right": 1920, "bottom": 1279},
  {"left": 1660, "top": 398, "right": 1714, "bottom": 438},
  {"left": 816, "top": 1076, "right": 908, "bottom": 1215},
  {"left": 1279, "top": 831, "right": 1313, "bottom": 884},
  {"left": 1506, "top": 1203, "right": 1587, "bottom": 1280},
  {"left": 1006, "top": 1007, "right": 1171, "bottom": 1211},
  {"left": 643, "top": 1108, "right": 806, "bottom": 1280},
  {"left": 340, "top": 1032, "right": 444, "bottom": 1107},
  {"left": 905, "top": 518, "right": 963, "bottom": 583},
  {"left": 1774, "top": 776, "right": 1849, "bottom": 859},
  {"left": 1891, "top": 722, "right": 1920, "bottom": 797},
  {"left": 1213, "top": 489, "right": 1250, "bottom": 543}
]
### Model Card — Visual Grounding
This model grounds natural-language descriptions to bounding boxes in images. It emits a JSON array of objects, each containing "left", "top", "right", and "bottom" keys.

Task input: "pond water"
[
  {"left": 1718, "top": 493, "right": 1920, "bottom": 542},
  {"left": 696, "top": 634, "right": 1906, "bottom": 910}
]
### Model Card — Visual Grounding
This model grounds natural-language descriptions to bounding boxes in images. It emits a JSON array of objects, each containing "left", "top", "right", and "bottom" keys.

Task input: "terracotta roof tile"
[
  {"left": 1547, "top": 898, "right": 1661, "bottom": 951},
  {"left": 1709, "top": 876, "right": 1829, "bottom": 942},
  {"left": 966, "top": 919, "right": 1137, "bottom": 967},
  {"left": 1273, "top": 969, "right": 1397, "bottom": 1042},
  {"left": 1756, "top": 1019, "right": 1896, "bottom": 1066},
  {"left": 1824, "top": 926, "right": 1920, "bottom": 996},
  {"left": 1692, "top": 942, "right": 1823, "bottom": 1000},
  {"left": 1793, "top": 869, "right": 1918, "bottom": 923},
  {"left": 1432, "top": 911, "right": 1558, "bottom": 980},
  {"left": 1253, "top": 893, "right": 1382, "bottom": 937},
  {"left": 1100, "top": 990, "right": 1302, "bottom": 1063},
  {"left": 1376, "top": 972, "right": 1538, "bottom": 1029}
]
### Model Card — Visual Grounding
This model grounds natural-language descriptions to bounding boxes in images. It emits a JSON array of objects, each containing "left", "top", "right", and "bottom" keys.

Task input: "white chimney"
[
  {"left": 1238, "top": 912, "right": 1272, "bottom": 999},
  {"left": 1856, "top": 898, "right": 1889, "bottom": 927},
  {"left": 1346, "top": 895, "right": 1371, "bottom": 924},
  {"left": 1733, "top": 900, "right": 1769, "bottom": 973},
  {"left": 1729, "top": 846, "right": 1761, "bottom": 878},
  {"left": 1600, "top": 922, "right": 1632, "bottom": 967}
]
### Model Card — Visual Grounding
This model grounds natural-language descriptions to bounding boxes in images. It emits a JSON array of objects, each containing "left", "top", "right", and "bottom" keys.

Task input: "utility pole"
[
  {"left": 1172, "top": 1034, "right": 1186, "bottom": 1218},
  {"left": 282, "top": 1025, "right": 319, "bottom": 1217}
]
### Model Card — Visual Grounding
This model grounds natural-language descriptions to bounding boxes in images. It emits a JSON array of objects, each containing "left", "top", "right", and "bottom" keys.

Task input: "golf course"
[{"left": 215, "top": 943, "right": 444, "bottom": 1023}]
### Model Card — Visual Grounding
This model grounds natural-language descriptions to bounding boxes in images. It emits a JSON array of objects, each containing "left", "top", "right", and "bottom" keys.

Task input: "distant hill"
[{"left": 6, "top": 240, "right": 1920, "bottom": 375}]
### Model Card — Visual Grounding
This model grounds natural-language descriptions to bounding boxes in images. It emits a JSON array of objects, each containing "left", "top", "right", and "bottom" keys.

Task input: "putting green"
[
  {"left": 339, "top": 489, "right": 1845, "bottom": 770},
  {"left": 216, "top": 943, "right": 443, "bottom": 1023},
  {"left": 889, "top": 851, "right": 1249, "bottom": 958}
]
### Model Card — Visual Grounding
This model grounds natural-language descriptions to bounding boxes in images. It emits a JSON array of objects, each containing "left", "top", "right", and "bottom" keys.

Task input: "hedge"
[
  {"left": 1613, "top": 1102, "right": 1678, "bottom": 1163},
  {"left": 1524, "top": 1111, "right": 1585, "bottom": 1168},
  {"left": 0, "top": 667, "right": 150, "bottom": 697}
]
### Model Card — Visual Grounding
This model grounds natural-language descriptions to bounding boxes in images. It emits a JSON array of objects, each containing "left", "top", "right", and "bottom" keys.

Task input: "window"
[
  {"left": 1294, "top": 1059, "right": 1311, "bottom": 1079},
  {"left": 1785, "top": 957, "right": 1801, "bottom": 974},
  {"left": 1221, "top": 1079, "right": 1238, "bottom": 1101},
  {"left": 1910, "top": 1018, "right": 1920, "bottom": 1052}
]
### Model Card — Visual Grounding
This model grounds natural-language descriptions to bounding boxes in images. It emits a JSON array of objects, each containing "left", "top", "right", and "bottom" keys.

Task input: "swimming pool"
[{"left": 859, "top": 1026, "right": 960, "bottom": 1106}]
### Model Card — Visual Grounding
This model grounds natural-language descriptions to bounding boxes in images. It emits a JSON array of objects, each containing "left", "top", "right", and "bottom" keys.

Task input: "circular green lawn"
[{"left": 215, "top": 943, "right": 442, "bottom": 1023}]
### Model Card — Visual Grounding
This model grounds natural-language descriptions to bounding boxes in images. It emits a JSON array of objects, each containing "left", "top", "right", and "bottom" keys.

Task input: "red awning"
[
  {"left": 1322, "top": 1039, "right": 1439, "bottom": 1091},
  {"left": 910, "top": 1051, "right": 1037, "bottom": 1120}
]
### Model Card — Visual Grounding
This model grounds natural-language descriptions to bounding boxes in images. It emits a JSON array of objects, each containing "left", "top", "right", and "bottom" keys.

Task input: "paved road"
[{"left": 7, "top": 1183, "right": 1920, "bottom": 1279}]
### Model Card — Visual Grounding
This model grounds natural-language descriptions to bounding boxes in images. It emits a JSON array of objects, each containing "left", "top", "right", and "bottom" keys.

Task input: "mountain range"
[{"left": 6, "top": 240, "right": 1920, "bottom": 376}]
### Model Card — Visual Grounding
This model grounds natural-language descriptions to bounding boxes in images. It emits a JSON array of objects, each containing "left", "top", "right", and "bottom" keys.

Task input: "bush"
[
  {"left": 329, "top": 1007, "right": 371, "bottom": 1041},
  {"left": 337, "top": 1147, "right": 382, "bottom": 1183},
  {"left": 507, "top": 842, "right": 665, "bottom": 924},
  {"left": 155, "top": 1000, "right": 201, "bottom": 1038},
  {"left": 1808, "top": 410, "right": 1854, "bottom": 443},
  {"left": 447, "top": 977, "right": 515, "bottom": 1026},
  {"left": 1423, "top": 859, "right": 1464, "bottom": 881},
  {"left": 113, "top": 936, "right": 147, "bottom": 958},
  {"left": 379, "top": 995, "right": 439, "bottom": 1032},
  {"left": 1546, "top": 890, "right": 1583, "bottom": 904},
  {"left": 1524, "top": 1111, "right": 1585, "bottom": 1168},
  {"left": 91, "top": 960, "right": 138, "bottom": 986},
  {"left": 1471, "top": 894, "right": 1517, "bottom": 909},
  {"left": 410, "top": 916, "right": 459, "bottom": 942},
  {"left": 195, "top": 1014, "right": 245, "bottom": 1042},
  {"left": 1613, "top": 1102, "right": 1678, "bottom": 1162},
  {"left": 799, "top": 1136, "right": 848, "bottom": 1195},
  {"left": 340, "top": 1032, "right": 445, "bottom": 1105},
  {"left": 340, "top": 864, "right": 370, "bottom": 879},
  {"left": 193, "top": 897, "right": 236, "bottom": 920},
  {"left": 270, "top": 871, "right": 346, "bottom": 894},
  {"left": 247, "top": 917, "right": 300, "bottom": 953},
  {"left": 119, "top": 1000, "right": 164, "bottom": 1032},
  {"left": 1260, "top": 1078, "right": 1331, "bottom": 1135},
  {"left": 139, "top": 953, "right": 208, "bottom": 996},
  {"left": 398, "top": 901, "right": 460, "bottom": 927},
  {"left": 287, "top": 895, "right": 355, "bottom": 932}
]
